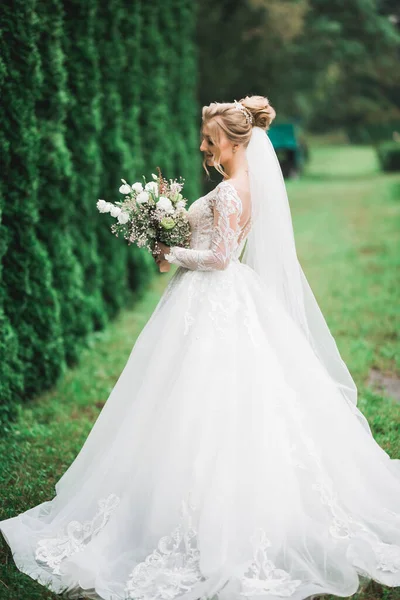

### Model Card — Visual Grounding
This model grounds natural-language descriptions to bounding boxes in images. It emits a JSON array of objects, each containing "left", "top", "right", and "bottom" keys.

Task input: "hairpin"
[{"left": 233, "top": 100, "right": 253, "bottom": 124}]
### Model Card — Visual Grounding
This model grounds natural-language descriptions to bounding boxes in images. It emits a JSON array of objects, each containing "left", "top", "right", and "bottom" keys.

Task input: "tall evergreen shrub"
[
  {"left": 63, "top": 0, "right": 108, "bottom": 331},
  {"left": 0, "top": 0, "right": 65, "bottom": 399},
  {"left": 35, "top": 0, "right": 91, "bottom": 364},
  {"left": 121, "top": 0, "right": 158, "bottom": 293},
  {"left": 96, "top": 0, "right": 131, "bottom": 318},
  {"left": 0, "top": 0, "right": 199, "bottom": 424},
  {"left": 140, "top": 3, "right": 173, "bottom": 176},
  {"left": 175, "top": 0, "right": 201, "bottom": 202},
  {"left": 0, "top": 51, "right": 23, "bottom": 427}
]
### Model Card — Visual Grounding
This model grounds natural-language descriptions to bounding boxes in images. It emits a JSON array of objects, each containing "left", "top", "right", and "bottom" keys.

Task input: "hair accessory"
[{"left": 233, "top": 100, "right": 253, "bottom": 124}]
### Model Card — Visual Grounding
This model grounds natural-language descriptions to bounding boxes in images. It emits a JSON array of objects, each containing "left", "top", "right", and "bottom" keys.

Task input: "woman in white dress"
[{"left": 1, "top": 95, "right": 400, "bottom": 600}]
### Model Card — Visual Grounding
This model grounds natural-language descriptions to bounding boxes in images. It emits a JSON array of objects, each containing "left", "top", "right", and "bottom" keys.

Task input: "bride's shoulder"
[
  {"left": 214, "top": 180, "right": 248, "bottom": 212},
  {"left": 195, "top": 180, "right": 244, "bottom": 208},
  {"left": 217, "top": 179, "right": 249, "bottom": 198},
  {"left": 214, "top": 179, "right": 241, "bottom": 199}
]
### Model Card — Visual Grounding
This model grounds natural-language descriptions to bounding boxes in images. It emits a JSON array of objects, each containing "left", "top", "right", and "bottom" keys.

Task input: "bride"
[{"left": 1, "top": 95, "right": 400, "bottom": 600}]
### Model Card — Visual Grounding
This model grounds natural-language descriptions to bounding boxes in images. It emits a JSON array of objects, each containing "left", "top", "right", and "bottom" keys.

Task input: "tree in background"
[
  {"left": 197, "top": 0, "right": 400, "bottom": 136},
  {"left": 35, "top": 0, "right": 91, "bottom": 364},
  {"left": 294, "top": 0, "right": 400, "bottom": 137},
  {"left": 174, "top": 0, "right": 200, "bottom": 201},
  {"left": 121, "top": 0, "right": 145, "bottom": 181},
  {"left": 140, "top": 3, "right": 174, "bottom": 176},
  {"left": 0, "top": 0, "right": 200, "bottom": 426},
  {"left": 96, "top": 0, "right": 132, "bottom": 319},
  {"left": 0, "top": 51, "right": 23, "bottom": 427},
  {"left": 63, "top": 0, "right": 108, "bottom": 332},
  {"left": 120, "top": 0, "right": 158, "bottom": 293},
  {"left": 0, "top": 0, "right": 65, "bottom": 404}
]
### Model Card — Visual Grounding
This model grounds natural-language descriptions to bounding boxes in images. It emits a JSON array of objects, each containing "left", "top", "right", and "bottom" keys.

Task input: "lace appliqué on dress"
[
  {"left": 375, "top": 542, "right": 400, "bottom": 573},
  {"left": 35, "top": 494, "right": 120, "bottom": 575},
  {"left": 285, "top": 384, "right": 400, "bottom": 576},
  {"left": 165, "top": 182, "right": 244, "bottom": 272},
  {"left": 164, "top": 183, "right": 255, "bottom": 343},
  {"left": 125, "top": 495, "right": 302, "bottom": 600},
  {"left": 241, "top": 529, "right": 302, "bottom": 597},
  {"left": 124, "top": 495, "right": 204, "bottom": 600}
]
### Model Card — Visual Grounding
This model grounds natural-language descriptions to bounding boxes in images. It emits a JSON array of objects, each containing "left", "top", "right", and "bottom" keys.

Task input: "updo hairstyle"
[{"left": 201, "top": 95, "right": 276, "bottom": 177}]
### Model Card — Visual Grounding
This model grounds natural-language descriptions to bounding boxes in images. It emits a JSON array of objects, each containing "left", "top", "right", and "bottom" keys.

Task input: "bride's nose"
[{"left": 200, "top": 139, "right": 207, "bottom": 152}]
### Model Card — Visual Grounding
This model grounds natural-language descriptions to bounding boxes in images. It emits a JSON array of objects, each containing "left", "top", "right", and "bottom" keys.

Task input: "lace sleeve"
[{"left": 164, "top": 184, "right": 242, "bottom": 271}]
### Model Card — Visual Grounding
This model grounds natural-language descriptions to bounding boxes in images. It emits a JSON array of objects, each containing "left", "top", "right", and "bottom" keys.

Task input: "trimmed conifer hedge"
[
  {"left": 376, "top": 141, "right": 400, "bottom": 172},
  {"left": 0, "top": 0, "right": 200, "bottom": 429}
]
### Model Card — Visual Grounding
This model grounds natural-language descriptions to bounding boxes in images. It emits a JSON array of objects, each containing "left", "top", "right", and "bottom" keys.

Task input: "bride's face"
[{"left": 200, "top": 123, "right": 233, "bottom": 168}]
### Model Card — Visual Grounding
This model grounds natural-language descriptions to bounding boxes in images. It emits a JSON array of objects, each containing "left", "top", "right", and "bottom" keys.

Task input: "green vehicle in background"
[{"left": 267, "top": 123, "right": 309, "bottom": 179}]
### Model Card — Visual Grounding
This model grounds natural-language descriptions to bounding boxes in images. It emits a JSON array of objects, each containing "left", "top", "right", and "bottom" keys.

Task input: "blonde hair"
[{"left": 201, "top": 95, "right": 276, "bottom": 178}]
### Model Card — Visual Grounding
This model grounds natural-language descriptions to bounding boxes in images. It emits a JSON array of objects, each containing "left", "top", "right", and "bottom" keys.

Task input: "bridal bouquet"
[{"left": 97, "top": 168, "right": 191, "bottom": 272}]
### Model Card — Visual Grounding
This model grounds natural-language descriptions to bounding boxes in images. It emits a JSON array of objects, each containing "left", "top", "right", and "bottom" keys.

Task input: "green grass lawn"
[{"left": 1, "top": 143, "right": 399, "bottom": 600}]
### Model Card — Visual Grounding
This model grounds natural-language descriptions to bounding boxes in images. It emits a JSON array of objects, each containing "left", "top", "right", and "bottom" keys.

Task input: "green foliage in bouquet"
[{"left": 97, "top": 169, "right": 191, "bottom": 259}]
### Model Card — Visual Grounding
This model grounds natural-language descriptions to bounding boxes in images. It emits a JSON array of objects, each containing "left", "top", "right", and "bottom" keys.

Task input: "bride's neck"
[{"left": 222, "top": 153, "right": 248, "bottom": 180}]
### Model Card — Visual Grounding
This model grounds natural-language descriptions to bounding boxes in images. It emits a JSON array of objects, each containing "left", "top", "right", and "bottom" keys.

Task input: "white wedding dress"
[{"left": 1, "top": 180, "right": 400, "bottom": 600}]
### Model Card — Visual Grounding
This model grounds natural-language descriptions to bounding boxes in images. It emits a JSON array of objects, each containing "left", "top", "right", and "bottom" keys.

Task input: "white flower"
[
  {"left": 145, "top": 181, "right": 158, "bottom": 194},
  {"left": 137, "top": 191, "right": 150, "bottom": 204},
  {"left": 176, "top": 200, "right": 185, "bottom": 209},
  {"left": 170, "top": 182, "right": 182, "bottom": 195},
  {"left": 152, "top": 173, "right": 158, "bottom": 180},
  {"left": 118, "top": 211, "right": 129, "bottom": 224},
  {"left": 131, "top": 182, "right": 143, "bottom": 193},
  {"left": 119, "top": 184, "right": 132, "bottom": 194},
  {"left": 97, "top": 199, "right": 109, "bottom": 213},
  {"left": 156, "top": 196, "right": 174, "bottom": 213},
  {"left": 110, "top": 205, "right": 122, "bottom": 218}
]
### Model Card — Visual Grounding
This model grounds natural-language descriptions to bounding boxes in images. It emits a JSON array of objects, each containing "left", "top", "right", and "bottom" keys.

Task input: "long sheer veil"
[{"left": 242, "top": 126, "right": 371, "bottom": 433}]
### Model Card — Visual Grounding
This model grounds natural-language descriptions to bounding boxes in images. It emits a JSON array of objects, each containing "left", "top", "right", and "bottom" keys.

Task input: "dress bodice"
[{"left": 165, "top": 181, "right": 252, "bottom": 271}]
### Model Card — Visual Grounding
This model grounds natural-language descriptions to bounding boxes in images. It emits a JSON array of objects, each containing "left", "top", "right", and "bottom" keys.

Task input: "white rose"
[
  {"left": 145, "top": 181, "right": 158, "bottom": 194},
  {"left": 110, "top": 205, "right": 122, "bottom": 218},
  {"left": 119, "top": 184, "right": 132, "bottom": 194},
  {"left": 176, "top": 200, "right": 185, "bottom": 209},
  {"left": 156, "top": 196, "right": 174, "bottom": 213},
  {"left": 97, "top": 200, "right": 113, "bottom": 214},
  {"left": 97, "top": 199, "right": 109, "bottom": 213},
  {"left": 118, "top": 211, "right": 129, "bottom": 224},
  {"left": 131, "top": 182, "right": 143, "bottom": 193},
  {"left": 137, "top": 191, "right": 150, "bottom": 204}
]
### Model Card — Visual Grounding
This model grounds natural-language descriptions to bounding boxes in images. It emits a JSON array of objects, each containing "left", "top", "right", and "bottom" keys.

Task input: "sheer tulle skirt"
[{"left": 1, "top": 262, "right": 400, "bottom": 600}]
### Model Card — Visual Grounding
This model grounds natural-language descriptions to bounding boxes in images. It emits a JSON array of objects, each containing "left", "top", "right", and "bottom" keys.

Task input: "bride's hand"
[
  {"left": 153, "top": 241, "right": 172, "bottom": 273},
  {"left": 153, "top": 241, "right": 171, "bottom": 265}
]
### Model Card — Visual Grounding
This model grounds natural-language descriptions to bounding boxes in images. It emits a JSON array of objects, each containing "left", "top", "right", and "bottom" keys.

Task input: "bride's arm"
[{"left": 164, "top": 186, "right": 242, "bottom": 271}]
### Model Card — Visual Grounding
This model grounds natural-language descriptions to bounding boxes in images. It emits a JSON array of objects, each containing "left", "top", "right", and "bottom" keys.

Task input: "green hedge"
[
  {"left": 0, "top": 0, "right": 66, "bottom": 412},
  {"left": 347, "top": 122, "right": 400, "bottom": 145},
  {"left": 376, "top": 141, "right": 400, "bottom": 173},
  {"left": 63, "top": 0, "right": 108, "bottom": 333},
  {"left": 0, "top": 0, "right": 200, "bottom": 429}
]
